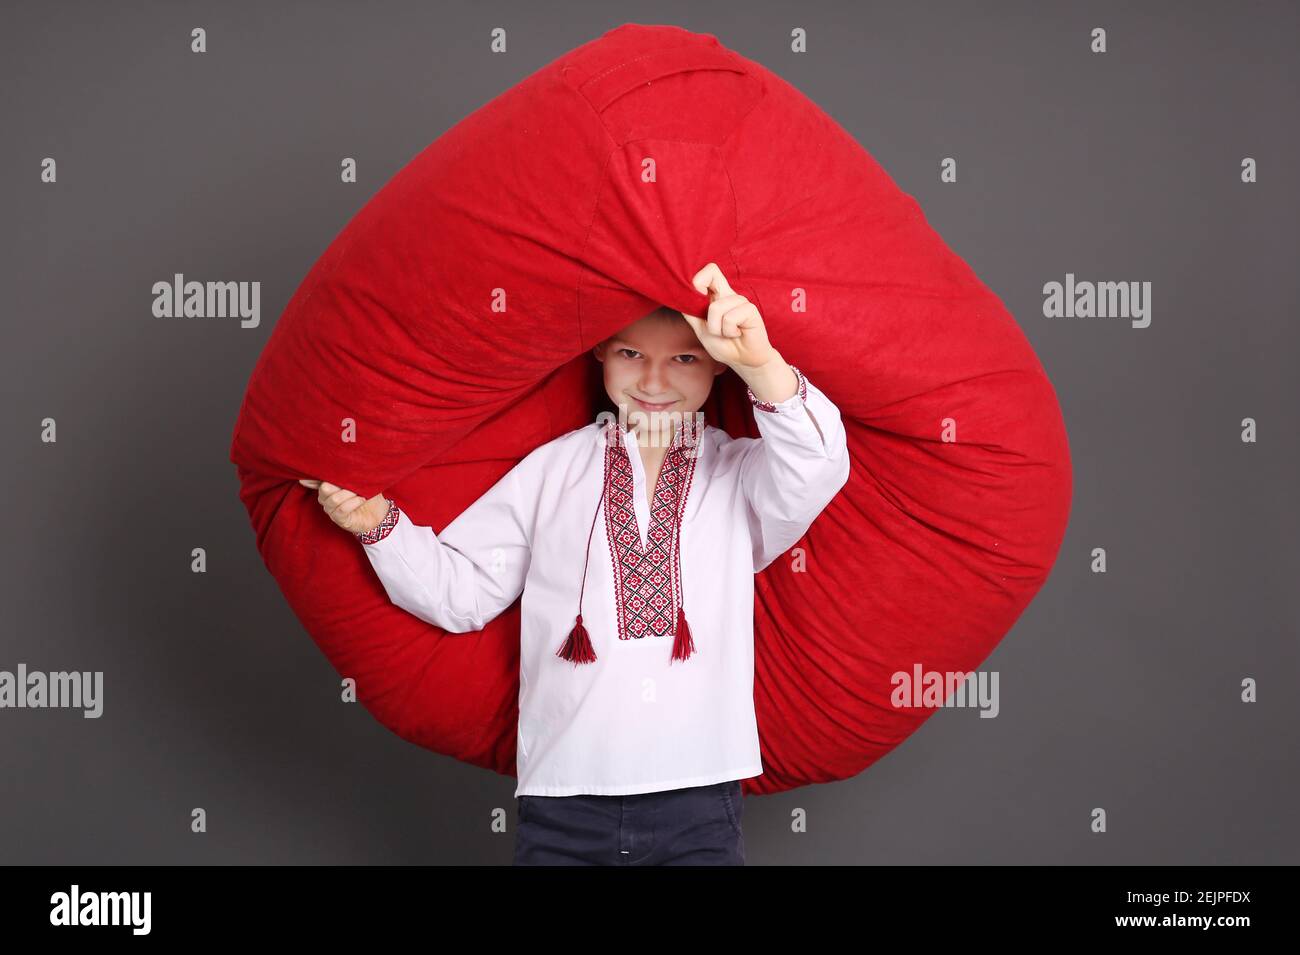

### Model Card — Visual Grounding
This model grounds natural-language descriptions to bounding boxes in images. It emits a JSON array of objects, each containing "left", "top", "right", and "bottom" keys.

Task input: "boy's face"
[{"left": 593, "top": 308, "right": 727, "bottom": 440}]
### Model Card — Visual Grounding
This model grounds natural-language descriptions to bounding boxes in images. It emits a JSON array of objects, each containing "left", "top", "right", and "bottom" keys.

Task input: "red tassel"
[
  {"left": 671, "top": 606, "right": 695, "bottom": 662},
  {"left": 557, "top": 613, "right": 597, "bottom": 664}
]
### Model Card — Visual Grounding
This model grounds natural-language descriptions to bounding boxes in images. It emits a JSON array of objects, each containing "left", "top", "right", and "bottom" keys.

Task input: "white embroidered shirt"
[{"left": 358, "top": 367, "right": 851, "bottom": 796}]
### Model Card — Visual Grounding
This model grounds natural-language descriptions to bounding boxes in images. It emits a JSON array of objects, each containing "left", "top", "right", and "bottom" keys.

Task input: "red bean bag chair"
[{"left": 229, "top": 23, "right": 1072, "bottom": 796}]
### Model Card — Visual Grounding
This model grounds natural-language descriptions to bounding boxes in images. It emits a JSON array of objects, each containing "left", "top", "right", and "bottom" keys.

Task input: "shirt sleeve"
[
  {"left": 741, "top": 365, "right": 852, "bottom": 572},
  {"left": 357, "top": 455, "right": 538, "bottom": 633}
]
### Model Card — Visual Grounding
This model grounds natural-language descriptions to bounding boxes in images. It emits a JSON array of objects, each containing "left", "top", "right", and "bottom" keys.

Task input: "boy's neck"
[
  {"left": 625, "top": 418, "right": 680, "bottom": 449},
  {"left": 612, "top": 407, "right": 706, "bottom": 455}
]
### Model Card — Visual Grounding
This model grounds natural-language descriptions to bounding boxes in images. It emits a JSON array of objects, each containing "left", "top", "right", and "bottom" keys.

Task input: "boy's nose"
[{"left": 640, "top": 368, "right": 670, "bottom": 391}]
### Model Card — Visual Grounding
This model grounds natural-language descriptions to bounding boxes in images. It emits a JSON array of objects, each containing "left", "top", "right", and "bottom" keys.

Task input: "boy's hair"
[
  {"left": 642, "top": 304, "right": 683, "bottom": 324},
  {"left": 598, "top": 305, "right": 684, "bottom": 349}
]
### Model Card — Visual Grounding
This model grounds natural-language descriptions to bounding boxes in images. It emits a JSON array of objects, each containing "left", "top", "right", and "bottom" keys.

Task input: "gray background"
[{"left": 2, "top": 0, "right": 1297, "bottom": 864}]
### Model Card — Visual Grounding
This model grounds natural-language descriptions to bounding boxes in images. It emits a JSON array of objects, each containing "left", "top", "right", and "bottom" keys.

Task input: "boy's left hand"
[{"left": 679, "top": 263, "right": 778, "bottom": 371}]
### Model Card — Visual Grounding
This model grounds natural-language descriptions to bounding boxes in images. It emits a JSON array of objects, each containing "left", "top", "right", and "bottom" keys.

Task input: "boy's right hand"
[{"left": 298, "top": 479, "right": 391, "bottom": 535}]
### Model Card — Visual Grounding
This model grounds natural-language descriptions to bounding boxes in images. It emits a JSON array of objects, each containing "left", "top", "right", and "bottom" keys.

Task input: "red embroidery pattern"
[
  {"left": 602, "top": 420, "right": 700, "bottom": 642},
  {"left": 358, "top": 499, "right": 400, "bottom": 544},
  {"left": 747, "top": 364, "right": 807, "bottom": 413}
]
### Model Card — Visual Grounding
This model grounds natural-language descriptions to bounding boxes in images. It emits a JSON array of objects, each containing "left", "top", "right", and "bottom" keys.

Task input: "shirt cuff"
[
  {"left": 357, "top": 499, "right": 401, "bottom": 544},
  {"left": 747, "top": 364, "right": 808, "bottom": 414}
]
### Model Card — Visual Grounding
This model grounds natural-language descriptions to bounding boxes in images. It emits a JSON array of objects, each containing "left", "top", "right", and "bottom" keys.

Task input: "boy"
[{"left": 301, "top": 263, "right": 851, "bottom": 865}]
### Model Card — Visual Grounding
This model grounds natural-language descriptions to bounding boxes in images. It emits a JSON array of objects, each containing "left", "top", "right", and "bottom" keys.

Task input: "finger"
[
  {"left": 333, "top": 496, "right": 368, "bottom": 522},
  {"left": 326, "top": 500, "right": 361, "bottom": 526},
  {"left": 317, "top": 482, "right": 346, "bottom": 506},
  {"left": 720, "top": 310, "right": 742, "bottom": 339},
  {"left": 708, "top": 294, "right": 748, "bottom": 336},
  {"left": 707, "top": 293, "right": 746, "bottom": 338},
  {"left": 707, "top": 293, "right": 747, "bottom": 313},
  {"left": 323, "top": 487, "right": 356, "bottom": 517},
  {"left": 688, "top": 263, "right": 715, "bottom": 295},
  {"left": 709, "top": 265, "right": 735, "bottom": 298},
  {"left": 723, "top": 302, "right": 760, "bottom": 338},
  {"left": 691, "top": 262, "right": 735, "bottom": 299}
]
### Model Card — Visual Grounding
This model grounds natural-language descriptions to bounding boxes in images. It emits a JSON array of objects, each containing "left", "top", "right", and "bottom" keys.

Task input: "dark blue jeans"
[{"left": 513, "top": 779, "right": 746, "bottom": 865}]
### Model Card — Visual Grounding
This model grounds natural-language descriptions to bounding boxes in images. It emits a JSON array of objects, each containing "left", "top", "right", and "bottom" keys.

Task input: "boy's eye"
[{"left": 618, "top": 348, "right": 697, "bottom": 364}]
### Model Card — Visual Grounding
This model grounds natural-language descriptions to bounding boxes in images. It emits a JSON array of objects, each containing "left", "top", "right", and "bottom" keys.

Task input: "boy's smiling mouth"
[{"left": 631, "top": 396, "right": 678, "bottom": 411}]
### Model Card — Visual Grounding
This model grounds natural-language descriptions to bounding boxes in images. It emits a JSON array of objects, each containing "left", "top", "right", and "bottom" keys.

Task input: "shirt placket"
[{"left": 621, "top": 427, "right": 652, "bottom": 551}]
